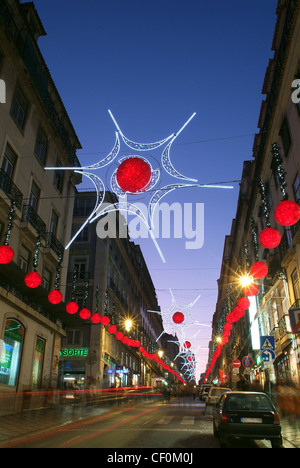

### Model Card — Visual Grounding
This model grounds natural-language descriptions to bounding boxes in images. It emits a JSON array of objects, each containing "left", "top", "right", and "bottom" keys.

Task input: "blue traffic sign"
[
  {"left": 242, "top": 356, "right": 254, "bottom": 368},
  {"left": 261, "top": 349, "right": 275, "bottom": 363},
  {"left": 260, "top": 336, "right": 275, "bottom": 351}
]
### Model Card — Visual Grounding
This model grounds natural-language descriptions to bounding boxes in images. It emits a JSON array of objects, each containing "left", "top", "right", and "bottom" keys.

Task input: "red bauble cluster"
[
  {"left": 275, "top": 200, "right": 300, "bottom": 227},
  {"left": 0, "top": 245, "right": 14, "bottom": 264},
  {"left": 237, "top": 297, "right": 250, "bottom": 310},
  {"left": 25, "top": 271, "right": 42, "bottom": 288},
  {"left": 101, "top": 315, "right": 110, "bottom": 326},
  {"left": 259, "top": 227, "right": 281, "bottom": 249},
  {"left": 116, "top": 157, "right": 152, "bottom": 193}
]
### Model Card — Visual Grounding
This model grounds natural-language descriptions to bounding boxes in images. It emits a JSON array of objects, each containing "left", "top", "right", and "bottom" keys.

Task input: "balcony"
[
  {"left": 21, "top": 205, "right": 46, "bottom": 237},
  {"left": 0, "top": 169, "right": 23, "bottom": 210},
  {"left": 45, "top": 232, "right": 64, "bottom": 259}
]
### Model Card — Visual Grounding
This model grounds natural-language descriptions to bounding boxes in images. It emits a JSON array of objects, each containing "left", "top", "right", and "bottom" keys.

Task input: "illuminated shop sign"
[{"left": 60, "top": 348, "right": 89, "bottom": 357}]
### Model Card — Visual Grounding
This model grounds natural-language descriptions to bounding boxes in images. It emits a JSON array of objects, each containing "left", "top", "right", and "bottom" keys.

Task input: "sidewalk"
[{"left": 280, "top": 416, "right": 300, "bottom": 448}]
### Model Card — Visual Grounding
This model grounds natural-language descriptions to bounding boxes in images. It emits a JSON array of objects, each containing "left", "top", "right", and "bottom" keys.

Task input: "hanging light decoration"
[
  {"left": 66, "top": 301, "right": 79, "bottom": 315},
  {"left": 48, "top": 290, "right": 63, "bottom": 305},
  {"left": 101, "top": 315, "right": 110, "bottom": 326},
  {"left": 172, "top": 311, "right": 185, "bottom": 324},
  {"left": 79, "top": 308, "right": 91, "bottom": 320},
  {"left": 91, "top": 312, "right": 102, "bottom": 324},
  {"left": 108, "top": 324, "right": 117, "bottom": 334},
  {"left": 275, "top": 200, "right": 300, "bottom": 226},
  {"left": 259, "top": 227, "right": 281, "bottom": 249},
  {"left": 0, "top": 245, "right": 15, "bottom": 265},
  {"left": 116, "top": 157, "right": 152, "bottom": 193},
  {"left": 0, "top": 201, "right": 16, "bottom": 265},
  {"left": 243, "top": 282, "right": 259, "bottom": 297},
  {"left": 25, "top": 271, "right": 42, "bottom": 289},
  {"left": 250, "top": 261, "right": 268, "bottom": 279},
  {"left": 237, "top": 297, "right": 250, "bottom": 310}
]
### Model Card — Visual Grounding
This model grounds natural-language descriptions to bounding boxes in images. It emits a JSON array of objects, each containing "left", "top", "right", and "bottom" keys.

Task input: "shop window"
[
  {"left": 0, "top": 319, "right": 25, "bottom": 387},
  {"left": 32, "top": 337, "right": 45, "bottom": 389}
]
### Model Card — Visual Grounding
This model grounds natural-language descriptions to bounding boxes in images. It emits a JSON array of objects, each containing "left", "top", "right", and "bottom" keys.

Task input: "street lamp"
[
  {"left": 125, "top": 319, "right": 133, "bottom": 332},
  {"left": 157, "top": 349, "right": 164, "bottom": 359}
]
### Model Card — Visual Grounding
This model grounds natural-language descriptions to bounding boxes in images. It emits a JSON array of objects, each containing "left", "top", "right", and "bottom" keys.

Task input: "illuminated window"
[{"left": 0, "top": 319, "right": 25, "bottom": 387}]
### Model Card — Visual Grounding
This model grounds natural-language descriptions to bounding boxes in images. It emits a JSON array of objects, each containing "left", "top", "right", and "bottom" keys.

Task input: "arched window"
[{"left": 0, "top": 319, "right": 25, "bottom": 387}]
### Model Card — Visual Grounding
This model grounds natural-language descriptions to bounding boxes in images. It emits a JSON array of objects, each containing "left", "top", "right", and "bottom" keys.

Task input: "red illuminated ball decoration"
[
  {"left": 232, "top": 306, "right": 245, "bottom": 320},
  {"left": 172, "top": 311, "right": 185, "bottom": 324},
  {"left": 238, "top": 297, "right": 250, "bottom": 310},
  {"left": 66, "top": 302, "right": 79, "bottom": 315},
  {"left": 275, "top": 200, "right": 300, "bottom": 227},
  {"left": 108, "top": 324, "right": 117, "bottom": 334},
  {"left": 259, "top": 227, "right": 281, "bottom": 249},
  {"left": 184, "top": 341, "right": 191, "bottom": 349},
  {"left": 101, "top": 315, "right": 110, "bottom": 326},
  {"left": 91, "top": 313, "right": 101, "bottom": 324},
  {"left": 0, "top": 245, "right": 14, "bottom": 264},
  {"left": 79, "top": 308, "right": 91, "bottom": 320},
  {"left": 243, "top": 282, "right": 259, "bottom": 297},
  {"left": 115, "top": 331, "right": 124, "bottom": 340},
  {"left": 250, "top": 261, "right": 268, "bottom": 279},
  {"left": 25, "top": 271, "right": 42, "bottom": 288},
  {"left": 48, "top": 290, "right": 63, "bottom": 305},
  {"left": 116, "top": 157, "right": 152, "bottom": 193}
]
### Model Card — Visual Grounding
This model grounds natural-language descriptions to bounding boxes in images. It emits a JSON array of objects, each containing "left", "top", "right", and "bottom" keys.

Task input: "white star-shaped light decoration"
[
  {"left": 148, "top": 288, "right": 209, "bottom": 343},
  {"left": 46, "top": 110, "right": 233, "bottom": 263}
]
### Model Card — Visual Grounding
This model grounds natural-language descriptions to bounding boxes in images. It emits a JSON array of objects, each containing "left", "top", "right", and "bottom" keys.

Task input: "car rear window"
[
  {"left": 211, "top": 388, "right": 230, "bottom": 397},
  {"left": 227, "top": 394, "right": 273, "bottom": 411}
]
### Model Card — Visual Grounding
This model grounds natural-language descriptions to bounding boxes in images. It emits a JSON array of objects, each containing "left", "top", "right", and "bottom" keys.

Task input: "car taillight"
[
  {"left": 274, "top": 412, "right": 280, "bottom": 425},
  {"left": 221, "top": 411, "right": 228, "bottom": 423}
]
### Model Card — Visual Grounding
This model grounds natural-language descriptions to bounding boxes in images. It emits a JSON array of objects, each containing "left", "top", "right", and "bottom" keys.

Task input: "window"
[
  {"left": 53, "top": 160, "right": 64, "bottom": 193},
  {"left": 49, "top": 210, "right": 58, "bottom": 236},
  {"left": 18, "top": 244, "right": 30, "bottom": 273},
  {"left": 279, "top": 117, "right": 292, "bottom": 157},
  {"left": 291, "top": 268, "right": 300, "bottom": 302},
  {"left": 77, "top": 226, "right": 89, "bottom": 242},
  {"left": 42, "top": 268, "right": 51, "bottom": 291},
  {"left": 0, "top": 319, "right": 25, "bottom": 387},
  {"left": 32, "top": 337, "right": 45, "bottom": 389},
  {"left": 74, "top": 197, "right": 94, "bottom": 217},
  {"left": 74, "top": 259, "right": 87, "bottom": 280},
  {"left": 29, "top": 181, "right": 40, "bottom": 211},
  {"left": 11, "top": 87, "right": 28, "bottom": 130},
  {"left": 293, "top": 175, "right": 300, "bottom": 204},
  {"left": 34, "top": 128, "right": 48, "bottom": 165},
  {"left": 1, "top": 144, "right": 17, "bottom": 178}
]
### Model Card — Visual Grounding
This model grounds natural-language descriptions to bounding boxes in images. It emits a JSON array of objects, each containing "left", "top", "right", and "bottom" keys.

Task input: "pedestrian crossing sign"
[{"left": 260, "top": 336, "right": 275, "bottom": 351}]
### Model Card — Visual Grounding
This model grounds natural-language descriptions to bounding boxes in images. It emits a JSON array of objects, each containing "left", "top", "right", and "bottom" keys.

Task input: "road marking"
[
  {"left": 157, "top": 416, "right": 174, "bottom": 425},
  {"left": 180, "top": 416, "right": 195, "bottom": 425}
]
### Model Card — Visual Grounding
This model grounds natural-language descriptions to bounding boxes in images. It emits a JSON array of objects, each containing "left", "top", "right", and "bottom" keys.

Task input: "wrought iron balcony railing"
[
  {"left": 45, "top": 232, "right": 64, "bottom": 259},
  {"left": 22, "top": 204, "right": 46, "bottom": 237},
  {"left": 0, "top": 169, "right": 23, "bottom": 210}
]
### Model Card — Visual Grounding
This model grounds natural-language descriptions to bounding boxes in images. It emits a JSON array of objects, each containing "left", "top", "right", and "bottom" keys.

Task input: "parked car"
[
  {"left": 206, "top": 387, "right": 231, "bottom": 406},
  {"left": 213, "top": 391, "right": 283, "bottom": 448}
]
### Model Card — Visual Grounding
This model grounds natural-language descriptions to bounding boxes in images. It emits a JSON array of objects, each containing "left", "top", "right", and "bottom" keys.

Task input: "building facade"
[
  {"left": 0, "top": 0, "right": 81, "bottom": 396},
  {"left": 207, "top": 0, "right": 300, "bottom": 390},
  {"left": 60, "top": 191, "right": 180, "bottom": 390}
]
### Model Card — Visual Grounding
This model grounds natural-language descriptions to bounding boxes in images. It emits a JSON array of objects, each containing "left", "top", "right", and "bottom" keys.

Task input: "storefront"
[
  {"left": 0, "top": 319, "right": 24, "bottom": 387},
  {"left": 59, "top": 347, "right": 89, "bottom": 390}
]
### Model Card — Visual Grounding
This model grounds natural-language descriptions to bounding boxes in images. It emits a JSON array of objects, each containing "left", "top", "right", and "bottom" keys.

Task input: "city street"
[{"left": 1, "top": 395, "right": 297, "bottom": 449}]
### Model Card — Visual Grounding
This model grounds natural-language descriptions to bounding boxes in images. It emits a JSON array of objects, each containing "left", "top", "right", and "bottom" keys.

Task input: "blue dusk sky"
[{"left": 29, "top": 0, "right": 278, "bottom": 379}]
